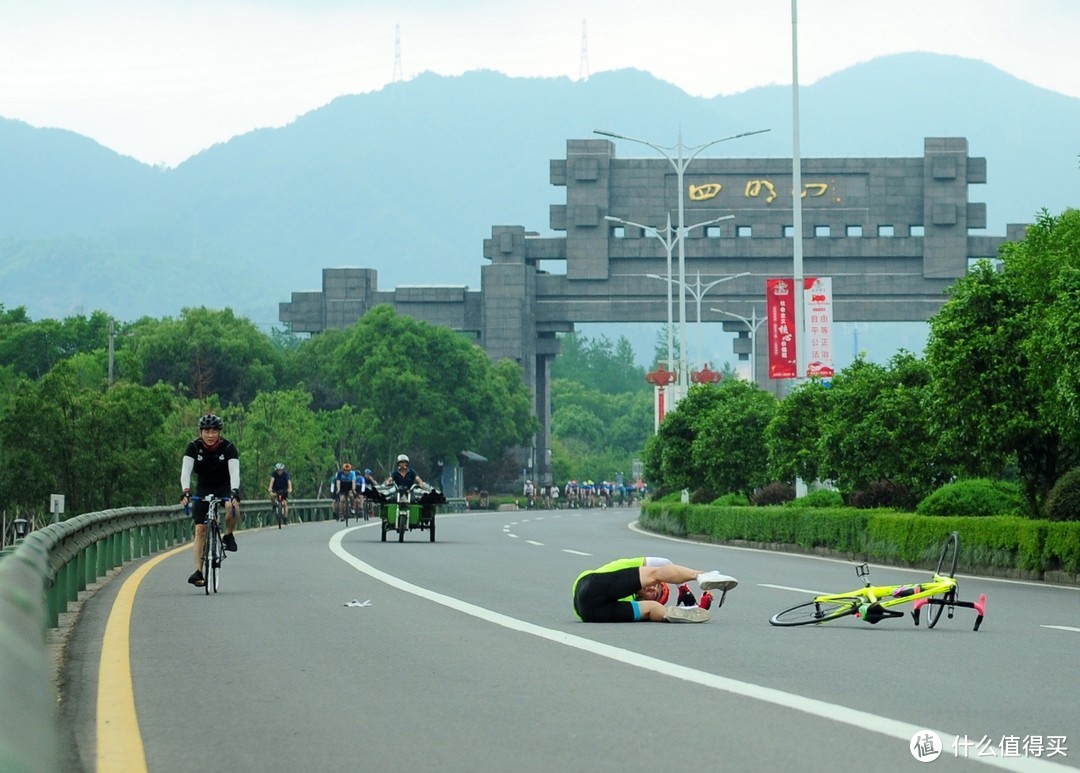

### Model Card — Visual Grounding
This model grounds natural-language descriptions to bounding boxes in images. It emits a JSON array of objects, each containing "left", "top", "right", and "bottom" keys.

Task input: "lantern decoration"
[
  {"left": 690, "top": 365, "right": 722, "bottom": 384},
  {"left": 645, "top": 365, "right": 677, "bottom": 386}
]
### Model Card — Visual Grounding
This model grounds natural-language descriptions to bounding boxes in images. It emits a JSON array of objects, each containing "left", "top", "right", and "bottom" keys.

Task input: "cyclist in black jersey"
[{"left": 180, "top": 414, "right": 241, "bottom": 587}]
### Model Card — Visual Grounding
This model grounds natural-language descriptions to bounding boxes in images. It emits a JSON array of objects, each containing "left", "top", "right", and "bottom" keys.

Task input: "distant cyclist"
[
  {"left": 333, "top": 463, "right": 357, "bottom": 520},
  {"left": 268, "top": 462, "right": 292, "bottom": 521},
  {"left": 180, "top": 414, "right": 241, "bottom": 587}
]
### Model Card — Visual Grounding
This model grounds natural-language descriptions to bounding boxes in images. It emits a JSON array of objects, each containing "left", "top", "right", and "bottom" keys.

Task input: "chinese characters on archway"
[{"left": 688, "top": 180, "right": 833, "bottom": 203}]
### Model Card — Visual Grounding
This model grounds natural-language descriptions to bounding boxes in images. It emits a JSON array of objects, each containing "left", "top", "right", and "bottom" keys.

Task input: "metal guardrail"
[{"left": 0, "top": 498, "right": 339, "bottom": 773}]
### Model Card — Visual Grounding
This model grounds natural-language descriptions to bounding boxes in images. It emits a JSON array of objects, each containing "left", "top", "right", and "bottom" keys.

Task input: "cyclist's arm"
[
  {"left": 228, "top": 458, "right": 240, "bottom": 495},
  {"left": 181, "top": 455, "right": 194, "bottom": 493}
]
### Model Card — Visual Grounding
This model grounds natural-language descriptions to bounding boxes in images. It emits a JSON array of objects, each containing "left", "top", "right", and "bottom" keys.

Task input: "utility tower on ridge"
[
  {"left": 392, "top": 23, "right": 404, "bottom": 82},
  {"left": 579, "top": 19, "right": 590, "bottom": 81}
]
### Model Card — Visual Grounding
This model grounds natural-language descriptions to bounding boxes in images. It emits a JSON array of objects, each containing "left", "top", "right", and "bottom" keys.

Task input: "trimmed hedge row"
[{"left": 642, "top": 503, "right": 1080, "bottom": 579}]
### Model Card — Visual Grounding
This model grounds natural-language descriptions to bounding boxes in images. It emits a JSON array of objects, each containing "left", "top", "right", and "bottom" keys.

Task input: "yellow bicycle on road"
[{"left": 769, "top": 531, "right": 987, "bottom": 630}]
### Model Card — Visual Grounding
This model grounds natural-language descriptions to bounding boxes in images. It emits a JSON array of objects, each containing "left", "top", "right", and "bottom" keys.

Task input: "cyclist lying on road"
[{"left": 572, "top": 557, "right": 738, "bottom": 624}]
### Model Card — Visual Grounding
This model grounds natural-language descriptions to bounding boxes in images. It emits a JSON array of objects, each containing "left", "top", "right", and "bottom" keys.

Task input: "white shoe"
[
  {"left": 665, "top": 605, "right": 710, "bottom": 623},
  {"left": 697, "top": 571, "right": 739, "bottom": 592}
]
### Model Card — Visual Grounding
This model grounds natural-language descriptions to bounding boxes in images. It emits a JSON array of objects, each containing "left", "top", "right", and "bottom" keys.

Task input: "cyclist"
[
  {"left": 180, "top": 414, "right": 241, "bottom": 587},
  {"left": 386, "top": 454, "right": 427, "bottom": 489},
  {"left": 572, "top": 556, "right": 737, "bottom": 624},
  {"left": 333, "top": 463, "right": 357, "bottom": 520},
  {"left": 268, "top": 462, "right": 292, "bottom": 522}
]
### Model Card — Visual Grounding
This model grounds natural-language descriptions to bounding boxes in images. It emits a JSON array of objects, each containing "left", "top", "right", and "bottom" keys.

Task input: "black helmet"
[{"left": 198, "top": 414, "right": 223, "bottom": 430}]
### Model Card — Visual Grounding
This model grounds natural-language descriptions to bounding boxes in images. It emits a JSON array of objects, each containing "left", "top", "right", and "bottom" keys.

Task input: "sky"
[{"left": 2, "top": 0, "right": 1078, "bottom": 168}]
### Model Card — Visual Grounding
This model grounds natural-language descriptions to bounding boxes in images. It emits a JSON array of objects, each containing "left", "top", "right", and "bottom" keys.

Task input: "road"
[{"left": 59, "top": 507, "right": 1079, "bottom": 772}]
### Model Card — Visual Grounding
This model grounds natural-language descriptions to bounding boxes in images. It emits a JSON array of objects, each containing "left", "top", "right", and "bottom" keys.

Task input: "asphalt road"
[{"left": 59, "top": 508, "right": 1079, "bottom": 772}]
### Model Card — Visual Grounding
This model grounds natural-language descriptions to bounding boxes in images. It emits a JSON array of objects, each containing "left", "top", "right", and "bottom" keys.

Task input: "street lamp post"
[
  {"left": 711, "top": 306, "right": 767, "bottom": 385},
  {"left": 604, "top": 213, "right": 678, "bottom": 374},
  {"left": 649, "top": 270, "right": 750, "bottom": 370},
  {"left": 594, "top": 127, "right": 769, "bottom": 392}
]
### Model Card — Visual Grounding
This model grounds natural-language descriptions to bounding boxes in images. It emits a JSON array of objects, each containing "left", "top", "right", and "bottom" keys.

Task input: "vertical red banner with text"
[{"left": 767, "top": 278, "right": 796, "bottom": 379}]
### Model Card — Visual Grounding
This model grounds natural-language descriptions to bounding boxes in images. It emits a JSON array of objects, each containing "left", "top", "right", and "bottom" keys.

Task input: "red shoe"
[{"left": 698, "top": 591, "right": 713, "bottom": 610}]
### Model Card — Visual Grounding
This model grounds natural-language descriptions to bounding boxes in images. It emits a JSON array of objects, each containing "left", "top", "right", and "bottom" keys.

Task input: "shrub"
[
  {"left": 1045, "top": 468, "right": 1080, "bottom": 522},
  {"left": 850, "top": 480, "right": 917, "bottom": 510},
  {"left": 711, "top": 492, "right": 751, "bottom": 507},
  {"left": 788, "top": 489, "right": 844, "bottom": 508},
  {"left": 916, "top": 478, "right": 1024, "bottom": 518},
  {"left": 752, "top": 482, "right": 796, "bottom": 506},
  {"left": 690, "top": 487, "right": 718, "bottom": 504}
]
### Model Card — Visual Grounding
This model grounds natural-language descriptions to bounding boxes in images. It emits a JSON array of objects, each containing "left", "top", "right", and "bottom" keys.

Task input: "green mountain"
[{"left": 1, "top": 52, "right": 1076, "bottom": 331}]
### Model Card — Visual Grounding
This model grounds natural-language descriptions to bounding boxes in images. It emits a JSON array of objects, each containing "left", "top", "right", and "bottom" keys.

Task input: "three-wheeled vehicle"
[{"left": 370, "top": 483, "right": 446, "bottom": 542}]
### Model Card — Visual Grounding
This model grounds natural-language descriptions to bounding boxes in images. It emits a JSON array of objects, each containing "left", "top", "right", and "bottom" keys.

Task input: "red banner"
[{"left": 767, "top": 278, "right": 796, "bottom": 379}]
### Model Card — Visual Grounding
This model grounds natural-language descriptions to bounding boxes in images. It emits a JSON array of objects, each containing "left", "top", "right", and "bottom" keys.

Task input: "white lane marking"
[
  {"left": 760, "top": 583, "right": 826, "bottom": 596},
  {"left": 525, "top": 540, "right": 544, "bottom": 547},
  {"left": 507, "top": 533, "right": 519, "bottom": 539},
  {"left": 329, "top": 533, "right": 1067, "bottom": 773},
  {"left": 562, "top": 549, "right": 592, "bottom": 556},
  {"left": 1041, "top": 625, "right": 1080, "bottom": 633}
]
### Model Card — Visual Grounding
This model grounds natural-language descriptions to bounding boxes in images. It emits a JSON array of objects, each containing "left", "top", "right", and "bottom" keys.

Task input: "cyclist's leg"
[{"left": 191, "top": 522, "right": 207, "bottom": 585}]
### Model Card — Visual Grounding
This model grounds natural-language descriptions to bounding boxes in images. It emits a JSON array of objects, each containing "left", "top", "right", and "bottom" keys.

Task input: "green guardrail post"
[
  {"left": 67, "top": 554, "right": 79, "bottom": 607},
  {"left": 84, "top": 542, "right": 96, "bottom": 588},
  {"left": 47, "top": 567, "right": 61, "bottom": 629}
]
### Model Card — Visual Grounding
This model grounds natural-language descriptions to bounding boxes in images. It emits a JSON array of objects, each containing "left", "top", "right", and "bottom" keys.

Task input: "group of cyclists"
[
  {"left": 329, "top": 462, "right": 378, "bottom": 520},
  {"left": 522, "top": 479, "right": 648, "bottom": 510}
]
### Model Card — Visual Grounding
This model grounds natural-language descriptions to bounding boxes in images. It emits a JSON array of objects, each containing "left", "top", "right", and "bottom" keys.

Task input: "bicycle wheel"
[
  {"left": 201, "top": 531, "right": 211, "bottom": 596},
  {"left": 935, "top": 531, "right": 959, "bottom": 578},
  {"left": 209, "top": 526, "right": 221, "bottom": 594},
  {"left": 770, "top": 597, "right": 861, "bottom": 626},
  {"left": 343, "top": 499, "right": 350, "bottom": 526},
  {"left": 926, "top": 532, "right": 960, "bottom": 628}
]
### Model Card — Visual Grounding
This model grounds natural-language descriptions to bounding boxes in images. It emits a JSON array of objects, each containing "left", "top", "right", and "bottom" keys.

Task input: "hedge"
[{"left": 641, "top": 503, "right": 1080, "bottom": 579}]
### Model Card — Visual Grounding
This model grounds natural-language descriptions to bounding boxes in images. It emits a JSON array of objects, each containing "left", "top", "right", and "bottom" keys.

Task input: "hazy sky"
[{"left": 2, "top": 0, "right": 1077, "bottom": 167}]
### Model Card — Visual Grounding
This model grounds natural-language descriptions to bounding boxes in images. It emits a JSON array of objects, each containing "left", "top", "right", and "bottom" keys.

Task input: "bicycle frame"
[
  {"left": 770, "top": 532, "right": 986, "bottom": 630},
  {"left": 190, "top": 495, "right": 228, "bottom": 595}
]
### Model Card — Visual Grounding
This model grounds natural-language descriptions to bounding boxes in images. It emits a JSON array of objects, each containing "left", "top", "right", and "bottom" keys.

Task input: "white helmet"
[{"left": 396, "top": 454, "right": 410, "bottom": 464}]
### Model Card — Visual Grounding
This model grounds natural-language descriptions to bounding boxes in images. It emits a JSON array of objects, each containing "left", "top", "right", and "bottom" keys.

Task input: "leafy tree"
[
  {"left": 0, "top": 363, "right": 178, "bottom": 513},
  {"left": 927, "top": 210, "right": 1080, "bottom": 515},
  {"left": 130, "top": 307, "right": 281, "bottom": 405},
  {"left": 817, "top": 353, "right": 944, "bottom": 504},
  {"left": 242, "top": 388, "right": 337, "bottom": 500},
  {"left": 765, "top": 379, "right": 834, "bottom": 484},
  {"left": 0, "top": 307, "right": 111, "bottom": 379},
  {"left": 643, "top": 386, "right": 726, "bottom": 497},
  {"left": 552, "top": 332, "right": 648, "bottom": 394},
  {"left": 333, "top": 306, "right": 537, "bottom": 470},
  {"left": 690, "top": 380, "right": 778, "bottom": 499}
]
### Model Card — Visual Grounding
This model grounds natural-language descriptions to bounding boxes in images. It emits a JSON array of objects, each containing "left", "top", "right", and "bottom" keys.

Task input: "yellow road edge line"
[{"left": 96, "top": 544, "right": 188, "bottom": 773}]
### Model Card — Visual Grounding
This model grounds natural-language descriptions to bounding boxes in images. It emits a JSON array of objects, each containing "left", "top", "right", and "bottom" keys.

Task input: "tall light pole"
[
  {"left": 594, "top": 127, "right": 769, "bottom": 391},
  {"left": 604, "top": 213, "right": 677, "bottom": 372},
  {"left": 711, "top": 306, "right": 766, "bottom": 385},
  {"left": 649, "top": 270, "right": 750, "bottom": 368},
  {"left": 791, "top": 0, "right": 806, "bottom": 382}
]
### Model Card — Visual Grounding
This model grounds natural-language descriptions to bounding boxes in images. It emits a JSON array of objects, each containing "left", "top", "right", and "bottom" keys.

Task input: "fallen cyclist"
[{"left": 573, "top": 556, "right": 738, "bottom": 623}]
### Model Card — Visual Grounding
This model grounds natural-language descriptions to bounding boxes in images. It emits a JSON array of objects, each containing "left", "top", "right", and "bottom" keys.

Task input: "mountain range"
[{"left": 2, "top": 52, "right": 1077, "bottom": 346}]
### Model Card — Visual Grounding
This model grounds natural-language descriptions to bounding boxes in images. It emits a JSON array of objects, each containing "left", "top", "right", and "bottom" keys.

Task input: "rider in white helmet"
[{"left": 387, "top": 453, "right": 426, "bottom": 489}]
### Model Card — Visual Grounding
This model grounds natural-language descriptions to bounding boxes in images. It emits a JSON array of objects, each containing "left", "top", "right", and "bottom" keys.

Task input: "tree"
[
  {"left": 333, "top": 306, "right": 537, "bottom": 470},
  {"left": 926, "top": 210, "right": 1080, "bottom": 515},
  {"left": 552, "top": 332, "right": 648, "bottom": 395},
  {"left": 0, "top": 307, "right": 112, "bottom": 379},
  {"left": 765, "top": 379, "right": 833, "bottom": 484},
  {"left": 0, "top": 363, "right": 178, "bottom": 513},
  {"left": 690, "top": 380, "right": 778, "bottom": 499},
  {"left": 241, "top": 388, "right": 337, "bottom": 500},
  {"left": 130, "top": 307, "right": 281, "bottom": 405},
  {"left": 816, "top": 353, "right": 944, "bottom": 504}
]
